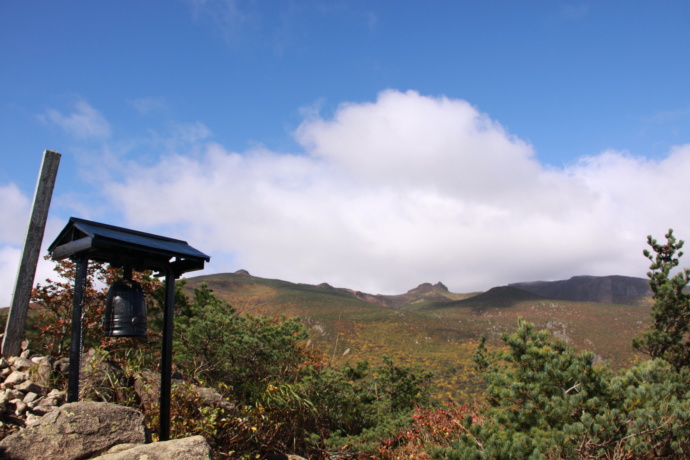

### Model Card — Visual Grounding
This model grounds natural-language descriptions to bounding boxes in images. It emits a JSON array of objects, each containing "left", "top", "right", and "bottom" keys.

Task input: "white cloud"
[
  {"left": 0, "top": 243, "right": 64, "bottom": 308},
  {"left": 99, "top": 90, "right": 690, "bottom": 294},
  {"left": 0, "top": 183, "right": 30, "bottom": 245},
  {"left": 0, "top": 184, "right": 69, "bottom": 307},
  {"left": 39, "top": 99, "right": 111, "bottom": 140},
  {"left": 294, "top": 90, "right": 549, "bottom": 206},
  {"left": 0, "top": 246, "right": 21, "bottom": 308},
  {"left": 0, "top": 181, "right": 28, "bottom": 305}
]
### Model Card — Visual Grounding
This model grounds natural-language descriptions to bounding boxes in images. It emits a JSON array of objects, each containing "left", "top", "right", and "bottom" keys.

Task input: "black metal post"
[
  {"left": 159, "top": 266, "right": 176, "bottom": 440},
  {"left": 67, "top": 255, "right": 88, "bottom": 403}
]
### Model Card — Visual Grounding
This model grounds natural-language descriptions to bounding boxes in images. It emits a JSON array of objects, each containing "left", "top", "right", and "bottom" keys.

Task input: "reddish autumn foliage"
[
  {"left": 376, "top": 403, "right": 483, "bottom": 459},
  {"left": 30, "top": 257, "right": 162, "bottom": 358}
]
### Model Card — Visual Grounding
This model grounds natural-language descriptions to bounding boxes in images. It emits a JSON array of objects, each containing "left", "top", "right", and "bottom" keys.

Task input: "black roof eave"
[{"left": 48, "top": 217, "right": 210, "bottom": 277}]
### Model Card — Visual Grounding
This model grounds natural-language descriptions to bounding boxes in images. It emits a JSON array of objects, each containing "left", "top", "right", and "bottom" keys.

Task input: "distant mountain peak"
[
  {"left": 408, "top": 283, "right": 434, "bottom": 294},
  {"left": 407, "top": 282, "right": 449, "bottom": 295},
  {"left": 234, "top": 269, "right": 251, "bottom": 276},
  {"left": 434, "top": 282, "right": 449, "bottom": 292}
]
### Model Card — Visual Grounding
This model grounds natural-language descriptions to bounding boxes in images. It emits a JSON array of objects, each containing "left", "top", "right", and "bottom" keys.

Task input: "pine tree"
[
  {"left": 633, "top": 229, "right": 690, "bottom": 370},
  {"left": 461, "top": 320, "right": 610, "bottom": 459}
]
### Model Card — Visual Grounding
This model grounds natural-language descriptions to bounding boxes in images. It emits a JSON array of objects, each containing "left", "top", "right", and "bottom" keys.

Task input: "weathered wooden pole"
[{"left": 2, "top": 150, "right": 61, "bottom": 357}]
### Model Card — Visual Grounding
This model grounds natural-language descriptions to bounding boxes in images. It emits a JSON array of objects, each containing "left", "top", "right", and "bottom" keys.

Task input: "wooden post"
[
  {"left": 67, "top": 255, "right": 88, "bottom": 402},
  {"left": 2, "top": 150, "right": 61, "bottom": 357},
  {"left": 159, "top": 266, "right": 176, "bottom": 441}
]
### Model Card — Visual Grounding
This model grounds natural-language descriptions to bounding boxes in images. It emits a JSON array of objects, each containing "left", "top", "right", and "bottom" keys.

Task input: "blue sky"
[{"left": 2, "top": 1, "right": 690, "bottom": 306}]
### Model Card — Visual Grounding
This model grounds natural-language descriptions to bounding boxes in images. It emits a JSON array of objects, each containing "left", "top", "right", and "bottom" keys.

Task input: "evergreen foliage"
[
  {"left": 174, "top": 282, "right": 316, "bottom": 397},
  {"left": 301, "top": 356, "right": 433, "bottom": 452},
  {"left": 436, "top": 324, "right": 690, "bottom": 459},
  {"left": 434, "top": 229, "right": 690, "bottom": 459},
  {"left": 633, "top": 229, "right": 690, "bottom": 369}
]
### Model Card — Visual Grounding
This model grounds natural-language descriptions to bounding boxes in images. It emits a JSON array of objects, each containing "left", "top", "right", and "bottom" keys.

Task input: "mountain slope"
[
  {"left": 426, "top": 286, "right": 546, "bottom": 310},
  {"left": 182, "top": 270, "right": 653, "bottom": 401},
  {"left": 510, "top": 275, "right": 652, "bottom": 306}
]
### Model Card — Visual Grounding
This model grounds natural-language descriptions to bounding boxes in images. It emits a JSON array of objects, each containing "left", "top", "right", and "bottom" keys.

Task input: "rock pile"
[
  {"left": 0, "top": 342, "right": 213, "bottom": 459},
  {"left": 0, "top": 341, "right": 305, "bottom": 460},
  {"left": 0, "top": 401, "right": 212, "bottom": 460},
  {"left": 0, "top": 350, "right": 65, "bottom": 435}
]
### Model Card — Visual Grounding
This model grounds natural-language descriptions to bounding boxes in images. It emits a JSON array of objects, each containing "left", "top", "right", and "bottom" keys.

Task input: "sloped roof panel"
[{"left": 48, "top": 217, "right": 210, "bottom": 275}]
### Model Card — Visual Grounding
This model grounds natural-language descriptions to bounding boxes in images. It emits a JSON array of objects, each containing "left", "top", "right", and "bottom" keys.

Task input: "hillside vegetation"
[
  {"left": 183, "top": 271, "right": 652, "bottom": 400},
  {"left": 10, "top": 230, "right": 689, "bottom": 459}
]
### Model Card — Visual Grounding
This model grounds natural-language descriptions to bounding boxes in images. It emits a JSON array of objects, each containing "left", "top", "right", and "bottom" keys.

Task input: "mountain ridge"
[
  {"left": 510, "top": 275, "right": 652, "bottom": 306},
  {"left": 182, "top": 270, "right": 654, "bottom": 400},
  {"left": 187, "top": 270, "right": 652, "bottom": 308}
]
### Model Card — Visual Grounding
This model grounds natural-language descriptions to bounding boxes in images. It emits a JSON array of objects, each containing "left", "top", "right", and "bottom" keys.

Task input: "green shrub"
[
  {"left": 171, "top": 283, "right": 436, "bottom": 457},
  {"left": 299, "top": 356, "right": 433, "bottom": 455},
  {"left": 174, "top": 282, "right": 317, "bottom": 398},
  {"left": 435, "top": 324, "right": 690, "bottom": 459}
]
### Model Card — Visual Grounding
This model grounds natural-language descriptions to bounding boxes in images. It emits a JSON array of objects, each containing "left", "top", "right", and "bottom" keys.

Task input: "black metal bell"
[{"left": 103, "top": 267, "right": 147, "bottom": 337}]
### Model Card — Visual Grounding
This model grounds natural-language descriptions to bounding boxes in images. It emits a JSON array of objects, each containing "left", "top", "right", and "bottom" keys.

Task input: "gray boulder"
[
  {"left": 33, "top": 355, "right": 54, "bottom": 386},
  {"left": 10, "top": 358, "right": 34, "bottom": 373},
  {"left": 0, "top": 401, "right": 149, "bottom": 459},
  {"left": 3, "top": 371, "right": 29, "bottom": 388},
  {"left": 92, "top": 435, "right": 212, "bottom": 459}
]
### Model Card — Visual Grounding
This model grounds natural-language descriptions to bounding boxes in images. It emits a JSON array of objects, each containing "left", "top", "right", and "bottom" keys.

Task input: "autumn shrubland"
[{"left": 4, "top": 229, "right": 689, "bottom": 458}]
